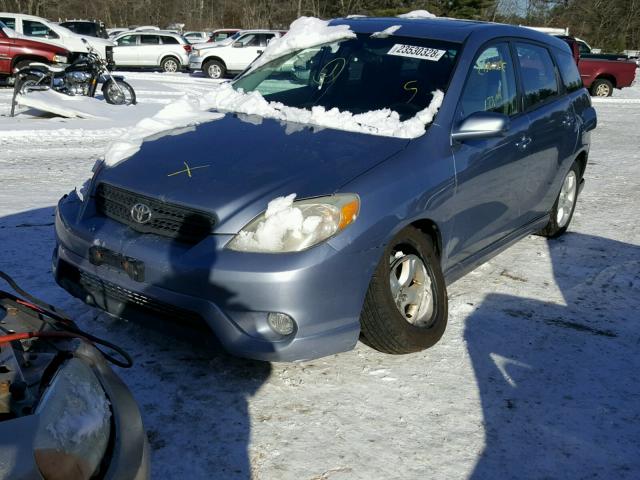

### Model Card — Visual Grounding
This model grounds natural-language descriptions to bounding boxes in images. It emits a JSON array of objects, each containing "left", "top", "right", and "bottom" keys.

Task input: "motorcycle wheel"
[
  {"left": 102, "top": 79, "right": 137, "bottom": 105},
  {"left": 17, "top": 74, "right": 43, "bottom": 95}
]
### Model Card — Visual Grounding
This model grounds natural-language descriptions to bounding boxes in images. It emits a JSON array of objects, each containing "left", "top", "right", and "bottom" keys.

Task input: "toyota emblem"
[{"left": 130, "top": 203, "right": 152, "bottom": 224}]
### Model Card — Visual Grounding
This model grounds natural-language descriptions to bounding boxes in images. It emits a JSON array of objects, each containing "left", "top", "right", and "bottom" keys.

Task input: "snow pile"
[
  {"left": 104, "top": 96, "right": 224, "bottom": 166},
  {"left": 397, "top": 10, "right": 437, "bottom": 19},
  {"left": 249, "top": 17, "right": 356, "bottom": 70},
  {"left": 17, "top": 91, "right": 107, "bottom": 119},
  {"left": 200, "top": 82, "right": 445, "bottom": 139},
  {"left": 371, "top": 25, "right": 402, "bottom": 38},
  {"left": 231, "top": 194, "right": 323, "bottom": 252},
  {"left": 47, "top": 381, "right": 111, "bottom": 444}
]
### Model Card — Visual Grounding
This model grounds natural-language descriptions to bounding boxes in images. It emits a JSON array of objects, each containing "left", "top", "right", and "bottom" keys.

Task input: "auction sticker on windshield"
[{"left": 387, "top": 44, "right": 446, "bottom": 62}]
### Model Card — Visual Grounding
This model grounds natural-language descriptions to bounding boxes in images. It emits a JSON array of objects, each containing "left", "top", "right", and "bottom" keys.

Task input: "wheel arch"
[
  {"left": 203, "top": 55, "right": 227, "bottom": 69},
  {"left": 574, "top": 150, "right": 588, "bottom": 179},
  {"left": 12, "top": 55, "right": 49, "bottom": 69},
  {"left": 160, "top": 54, "right": 180, "bottom": 67},
  {"left": 408, "top": 218, "right": 444, "bottom": 261},
  {"left": 594, "top": 73, "right": 616, "bottom": 88}
]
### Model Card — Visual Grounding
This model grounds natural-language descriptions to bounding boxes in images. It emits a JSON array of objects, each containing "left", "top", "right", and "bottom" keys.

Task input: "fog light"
[{"left": 267, "top": 312, "right": 295, "bottom": 336}]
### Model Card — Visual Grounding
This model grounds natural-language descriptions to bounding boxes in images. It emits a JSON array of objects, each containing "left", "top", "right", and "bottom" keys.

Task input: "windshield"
[{"left": 233, "top": 34, "right": 459, "bottom": 121}]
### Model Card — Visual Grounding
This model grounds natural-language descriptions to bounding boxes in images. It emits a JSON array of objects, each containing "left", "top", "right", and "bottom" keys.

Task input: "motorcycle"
[{"left": 10, "top": 40, "right": 136, "bottom": 116}]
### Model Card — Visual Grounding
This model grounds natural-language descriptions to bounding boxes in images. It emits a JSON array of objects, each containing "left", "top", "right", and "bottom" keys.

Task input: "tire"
[
  {"left": 161, "top": 56, "right": 180, "bottom": 73},
  {"left": 360, "top": 226, "right": 448, "bottom": 354},
  {"left": 537, "top": 162, "right": 581, "bottom": 238},
  {"left": 590, "top": 78, "right": 613, "bottom": 97},
  {"left": 102, "top": 79, "right": 137, "bottom": 105},
  {"left": 203, "top": 59, "right": 225, "bottom": 79}
]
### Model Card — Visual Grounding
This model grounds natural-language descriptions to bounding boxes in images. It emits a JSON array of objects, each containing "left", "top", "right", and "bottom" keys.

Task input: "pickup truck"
[
  {"left": 0, "top": 21, "right": 70, "bottom": 79},
  {"left": 560, "top": 35, "right": 637, "bottom": 96}
]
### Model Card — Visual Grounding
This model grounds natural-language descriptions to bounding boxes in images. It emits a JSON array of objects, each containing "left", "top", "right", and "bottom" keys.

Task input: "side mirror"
[
  {"left": 233, "top": 42, "right": 243, "bottom": 48},
  {"left": 451, "top": 111, "right": 510, "bottom": 142}
]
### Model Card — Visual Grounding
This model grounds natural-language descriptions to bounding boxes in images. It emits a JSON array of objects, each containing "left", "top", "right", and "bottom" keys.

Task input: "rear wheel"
[
  {"left": 203, "top": 59, "right": 225, "bottom": 79},
  {"left": 538, "top": 162, "right": 581, "bottom": 238},
  {"left": 161, "top": 56, "right": 180, "bottom": 73},
  {"left": 360, "top": 226, "right": 448, "bottom": 354},
  {"left": 102, "top": 79, "right": 137, "bottom": 105},
  {"left": 590, "top": 79, "right": 613, "bottom": 97}
]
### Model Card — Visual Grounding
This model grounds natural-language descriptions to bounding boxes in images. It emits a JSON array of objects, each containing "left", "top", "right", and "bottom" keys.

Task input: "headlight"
[
  {"left": 227, "top": 193, "right": 359, "bottom": 253},
  {"left": 33, "top": 358, "right": 111, "bottom": 480},
  {"left": 52, "top": 55, "right": 68, "bottom": 64},
  {"left": 192, "top": 49, "right": 200, "bottom": 56}
]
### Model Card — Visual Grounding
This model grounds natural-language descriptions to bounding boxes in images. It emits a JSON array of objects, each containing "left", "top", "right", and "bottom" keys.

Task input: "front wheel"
[
  {"left": 16, "top": 74, "right": 43, "bottom": 95},
  {"left": 537, "top": 162, "right": 581, "bottom": 238},
  {"left": 102, "top": 79, "right": 136, "bottom": 105},
  {"left": 203, "top": 59, "right": 225, "bottom": 79},
  {"left": 360, "top": 226, "right": 448, "bottom": 354}
]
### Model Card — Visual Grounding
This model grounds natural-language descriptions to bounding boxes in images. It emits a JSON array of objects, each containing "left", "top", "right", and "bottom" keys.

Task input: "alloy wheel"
[{"left": 389, "top": 253, "right": 435, "bottom": 327}]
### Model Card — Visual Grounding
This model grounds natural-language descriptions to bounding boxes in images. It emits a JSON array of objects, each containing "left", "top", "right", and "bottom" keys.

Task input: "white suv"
[
  {"left": 112, "top": 32, "right": 191, "bottom": 72},
  {"left": 189, "top": 30, "right": 284, "bottom": 79},
  {"left": 0, "top": 12, "right": 113, "bottom": 58}
]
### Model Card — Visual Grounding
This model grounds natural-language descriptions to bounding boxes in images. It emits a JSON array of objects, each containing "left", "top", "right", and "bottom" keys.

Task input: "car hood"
[
  {"left": 7, "top": 32, "right": 67, "bottom": 52},
  {"left": 10, "top": 35, "right": 69, "bottom": 54},
  {"left": 79, "top": 35, "right": 114, "bottom": 47},
  {"left": 96, "top": 114, "right": 409, "bottom": 234}
]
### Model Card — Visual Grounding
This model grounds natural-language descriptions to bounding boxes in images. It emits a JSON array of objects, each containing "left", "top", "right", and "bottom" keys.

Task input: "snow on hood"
[
  {"left": 249, "top": 17, "right": 357, "bottom": 71},
  {"left": 104, "top": 83, "right": 443, "bottom": 167},
  {"left": 397, "top": 10, "right": 437, "bottom": 19}
]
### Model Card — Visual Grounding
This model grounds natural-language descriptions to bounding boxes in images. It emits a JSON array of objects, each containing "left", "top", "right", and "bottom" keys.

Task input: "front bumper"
[
  {"left": 54, "top": 193, "right": 376, "bottom": 361},
  {"left": 188, "top": 55, "right": 204, "bottom": 70}
]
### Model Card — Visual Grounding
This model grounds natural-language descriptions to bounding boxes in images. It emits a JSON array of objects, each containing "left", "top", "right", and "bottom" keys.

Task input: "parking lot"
[{"left": 1, "top": 70, "right": 639, "bottom": 479}]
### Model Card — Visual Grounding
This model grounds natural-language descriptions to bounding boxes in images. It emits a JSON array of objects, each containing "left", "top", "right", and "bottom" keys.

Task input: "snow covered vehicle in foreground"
[
  {"left": 53, "top": 16, "right": 597, "bottom": 362},
  {"left": 0, "top": 273, "right": 149, "bottom": 479}
]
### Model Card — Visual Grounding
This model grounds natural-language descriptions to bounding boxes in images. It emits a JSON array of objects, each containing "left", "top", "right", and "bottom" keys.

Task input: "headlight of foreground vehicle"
[
  {"left": 53, "top": 55, "right": 68, "bottom": 64},
  {"left": 227, "top": 194, "right": 360, "bottom": 253},
  {"left": 33, "top": 358, "right": 111, "bottom": 480}
]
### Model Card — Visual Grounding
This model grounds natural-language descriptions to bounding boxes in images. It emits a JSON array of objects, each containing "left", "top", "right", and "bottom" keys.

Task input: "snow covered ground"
[{"left": 1, "top": 72, "right": 639, "bottom": 479}]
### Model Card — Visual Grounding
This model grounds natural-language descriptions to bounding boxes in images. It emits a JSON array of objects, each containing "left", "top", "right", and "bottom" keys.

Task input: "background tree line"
[{"left": 1, "top": 0, "right": 638, "bottom": 51}]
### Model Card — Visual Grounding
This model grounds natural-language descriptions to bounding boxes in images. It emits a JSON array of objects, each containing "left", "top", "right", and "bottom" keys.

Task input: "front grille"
[
  {"left": 57, "top": 260, "right": 203, "bottom": 326},
  {"left": 94, "top": 183, "right": 215, "bottom": 244}
]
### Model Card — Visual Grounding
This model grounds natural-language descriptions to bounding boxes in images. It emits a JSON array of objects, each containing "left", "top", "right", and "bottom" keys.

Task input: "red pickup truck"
[
  {"left": 560, "top": 36, "right": 637, "bottom": 97},
  {"left": 0, "top": 21, "right": 69, "bottom": 78}
]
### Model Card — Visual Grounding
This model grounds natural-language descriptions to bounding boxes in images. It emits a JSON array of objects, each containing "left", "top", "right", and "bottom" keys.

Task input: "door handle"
[
  {"left": 515, "top": 134, "right": 532, "bottom": 151},
  {"left": 257, "top": 49, "right": 263, "bottom": 54}
]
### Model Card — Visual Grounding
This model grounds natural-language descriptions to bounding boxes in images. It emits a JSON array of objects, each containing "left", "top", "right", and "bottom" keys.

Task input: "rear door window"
[
  {"left": 555, "top": 50, "right": 583, "bottom": 93},
  {"left": 460, "top": 43, "right": 519, "bottom": 118},
  {"left": 140, "top": 35, "right": 160, "bottom": 45},
  {"left": 161, "top": 36, "right": 179, "bottom": 45},
  {"left": 515, "top": 43, "right": 559, "bottom": 109}
]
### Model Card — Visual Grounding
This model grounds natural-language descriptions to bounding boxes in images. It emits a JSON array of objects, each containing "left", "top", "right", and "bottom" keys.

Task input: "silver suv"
[
  {"left": 189, "top": 29, "right": 284, "bottom": 78},
  {"left": 112, "top": 31, "right": 191, "bottom": 72}
]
